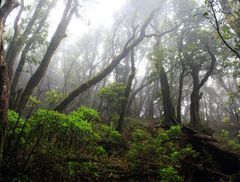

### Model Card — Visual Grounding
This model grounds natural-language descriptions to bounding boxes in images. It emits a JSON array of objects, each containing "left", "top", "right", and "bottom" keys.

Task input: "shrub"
[
  {"left": 127, "top": 126, "right": 196, "bottom": 178},
  {"left": 7, "top": 110, "right": 31, "bottom": 144},
  {"left": 69, "top": 106, "right": 100, "bottom": 122},
  {"left": 95, "top": 124, "right": 121, "bottom": 142},
  {"left": 159, "top": 166, "right": 183, "bottom": 182}
]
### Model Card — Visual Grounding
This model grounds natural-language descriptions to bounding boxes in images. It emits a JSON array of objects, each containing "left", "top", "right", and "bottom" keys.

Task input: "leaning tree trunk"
[
  {"left": 16, "top": 0, "right": 76, "bottom": 114},
  {"left": 10, "top": 0, "right": 57, "bottom": 110},
  {"left": 6, "top": 0, "right": 47, "bottom": 81},
  {"left": 0, "top": 0, "right": 19, "bottom": 167},
  {"left": 54, "top": 8, "right": 161, "bottom": 112}
]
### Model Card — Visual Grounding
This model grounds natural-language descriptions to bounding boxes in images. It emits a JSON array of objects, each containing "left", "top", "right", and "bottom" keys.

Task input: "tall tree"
[
  {"left": 16, "top": 0, "right": 77, "bottom": 113},
  {"left": 54, "top": 8, "right": 161, "bottom": 112},
  {"left": 117, "top": 40, "right": 136, "bottom": 132},
  {"left": 6, "top": 0, "right": 47, "bottom": 81},
  {"left": 0, "top": 0, "right": 19, "bottom": 167},
  {"left": 10, "top": 0, "right": 57, "bottom": 109},
  {"left": 150, "top": 40, "right": 177, "bottom": 125}
]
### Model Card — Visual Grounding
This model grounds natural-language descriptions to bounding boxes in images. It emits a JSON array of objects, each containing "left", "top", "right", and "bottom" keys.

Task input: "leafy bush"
[
  {"left": 159, "top": 167, "right": 183, "bottom": 182},
  {"left": 95, "top": 124, "right": 121, "bottom": 142},
  {"left": 7, "top": 110, "right": 31, "bottom": 143},
  {"left": 29, "top": 109, "right": 100, "bottom": 148},
  {"left": 69, "top": 106, "right": 100, "bottom": 122},
  {"left": 98, "top": 83, "right": 126, "bottom": 116},
  {"left": 216, "top": 129, "right": 240, "bottom": 152},
  {"left": 127, "top": 126, "right": 196, "bottom": 179},
  {"left": 8, "top": 110, "right": 31, "bottom": 133}
]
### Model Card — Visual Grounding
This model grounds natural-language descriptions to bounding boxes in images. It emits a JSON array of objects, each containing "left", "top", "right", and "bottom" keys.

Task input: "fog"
[{"left": 0, "top": 0, "right": 240, "bottom": 180}]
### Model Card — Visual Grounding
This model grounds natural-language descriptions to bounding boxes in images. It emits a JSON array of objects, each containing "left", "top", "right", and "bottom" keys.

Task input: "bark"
[
  {"left": 176, "top": 32, "right": 186, "bottom": 123},
  {"left": 159, "top": 65, "right": 176, "bottom": 125},
  {"left": 6, "top": 0, "right": 47, "bottom": 81},
  {"left": 16, "top": 0, "right": 76, "bottom": 114},
  {"left": 0, "top": 0, "right": 19, "bottom": 167},
  {"left": 116, "top": 46, "right": 136, "bottom": 132},
  {"left": 126, "top": 76, "right": 159, "bottom": 116},
  {"left": 177, "top": 68, "right": 185, "bottom": 123},
  {"left": 153, "top": 36, "right": 176, "bottom": 124},
  {"left": 10, "top": 0, "right": 57, "bottom": 109},
  {"left": 183, "top": 126, "right": 240, "bottom": 174},
  {"left": 190, "top": 46, "right": 217, "bottom": 127},
  {"left": 10, "top": 0, "right": 56, "bottom": 109},
  {"left": 54, "top": 8, "right": 161, "bottom": 112},
  {"left": 190, "top": 64, "right": 201, "bottom": 127}
]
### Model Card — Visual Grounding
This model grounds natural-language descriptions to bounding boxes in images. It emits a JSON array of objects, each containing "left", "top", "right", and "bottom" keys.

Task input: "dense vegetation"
[{"left": 0, "top": 0, "right": 240, "bottom": 181}]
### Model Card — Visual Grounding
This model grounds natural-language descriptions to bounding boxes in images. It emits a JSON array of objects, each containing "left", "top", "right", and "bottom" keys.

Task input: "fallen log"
[{"left": 182, "top": 125, "right": 240, "bottom": 174}]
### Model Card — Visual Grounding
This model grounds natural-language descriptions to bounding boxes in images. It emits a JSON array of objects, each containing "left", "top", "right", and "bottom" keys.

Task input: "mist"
[{"left": 0, "top": 0, "right": 240, "bottom": 181}]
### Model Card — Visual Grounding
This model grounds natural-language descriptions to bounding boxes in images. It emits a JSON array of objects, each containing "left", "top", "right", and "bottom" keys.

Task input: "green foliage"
[
  {"left": 128, "top": 125, "right": 197, "bottom": 179},
  {"left": 149, "top": 48, "right": 166, "bottom": 71},
  {"left": 68, "top": 161, "right": 99, "bottom": 177},
  {"left": 69, "top": 106, "right": 100, "bottom": 122},
  {"left": 7, "top": 110, "right": 31, "bottom": 140},
  {"left": 6, "top": 109, "right": 198, "bottom": 181},
  {"left": 217, "top": 129, "right": 240, "bottom": 152},
  {"left": 159, "top": 166, "right": 183, "bottom": 182},
  {"left": 98, "top": 82, "right": 126, "bottom": 115},
  {"left": 95, "top": 124, "right": 121, "bottom": 142},
  {"left": 29, "top": 109, "right": 100, "bottom": 148},
  {"left": 27, "top": 95, "right": 41, "bottom": 107},
  {"left": 45, "top": 89, "right": 64, "bottom": 107}
]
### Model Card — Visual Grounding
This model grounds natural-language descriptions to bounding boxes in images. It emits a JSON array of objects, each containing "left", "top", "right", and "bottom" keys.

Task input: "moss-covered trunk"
[{"left": 0, "top": 0, "right": 20, "bottom": 167}]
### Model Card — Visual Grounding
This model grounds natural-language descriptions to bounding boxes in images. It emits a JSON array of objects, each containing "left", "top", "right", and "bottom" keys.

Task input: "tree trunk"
[
  {"left": 0, "top": 0, "right": 19, "bottom": 167},
  {"left": 16, "top": 0, "right": 75, "bottom": 114},
  {"left": 190, "top": 46, "right": 217, "bottom": 127},
  {"left": 159, "top": 65, "right": 176, "bottom": 125},
  {"left": 54, "top": 9, "right": 161, "bottom": 112},
  {"left": 0, "top": 20, "right": 9, "bottom": 167},
  {"left": 190, "top": 65, "right": 201, "bottom": 127},
  {"left": 10, "top": 0, "right": 57, "bottom": 109},
  {"left": 177, "top": 67, "right": 185, "bottom": 123},
  {"left": 6, "top": 0, "right": 47, "bottom": 81},
  {"left": 117, "top": 46, "right": 136, "bottom": 132}
]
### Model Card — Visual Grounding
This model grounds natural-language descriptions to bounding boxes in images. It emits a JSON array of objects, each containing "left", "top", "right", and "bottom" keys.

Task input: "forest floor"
[{"left": 1, "top": 108, "right": 240, "bottom": 181}]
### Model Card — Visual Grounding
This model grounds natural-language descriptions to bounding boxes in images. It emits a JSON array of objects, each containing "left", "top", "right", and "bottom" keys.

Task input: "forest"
[{"left": 0, "top": 0, "right": 240, "bottom": 181}]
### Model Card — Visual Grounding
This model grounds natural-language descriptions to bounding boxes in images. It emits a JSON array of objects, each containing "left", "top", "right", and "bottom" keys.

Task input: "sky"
[
  {"left": 49, "top": 0, "right": 127, "bottom": 38},
  {"left": 5, "top": 0, "right": 127, "bottom": 41}
]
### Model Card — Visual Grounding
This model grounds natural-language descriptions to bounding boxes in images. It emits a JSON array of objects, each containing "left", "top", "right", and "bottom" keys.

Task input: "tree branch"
[{"left": 0, "top": 0, "right": 20, "bottom": 21}]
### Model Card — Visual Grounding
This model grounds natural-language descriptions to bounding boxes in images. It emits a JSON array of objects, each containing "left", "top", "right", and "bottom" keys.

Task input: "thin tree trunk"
[
  {"left": 117, "top": 46, "right": 136, "bottom": 132},
  {"left": 177, "top": 68, "right": 185, "bottom": 123},
  {"left": 6, "top": 0, "right": 47, "bottom": 81},
  {"left": 54, "top": 9, "right": 162, "bottom": 112},
  {"left": 16, "top": 0, "right": 76, "bottom": 113},
  {"left": 10, "top": 0, "right": 57, "bottom": 104}
]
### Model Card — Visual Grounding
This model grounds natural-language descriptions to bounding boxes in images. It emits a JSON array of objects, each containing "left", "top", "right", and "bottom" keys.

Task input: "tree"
[
  {"left": 0, "top": 0, "right": 19, "bottom": 167},
  {"left": 6, "top": 0, "right": 48, "bottom": 81},
  {"left": 16, "top": 0, "right": 77, "bottom": 114},
  {"left": 54, "top": 8, "right": 160, "bottom": 112},
  {"left": 117, "top": 41, "right": 136, "bottom": 132},
  {"left": 150, "top": 46, "right": 176, "bottom": 125}
]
